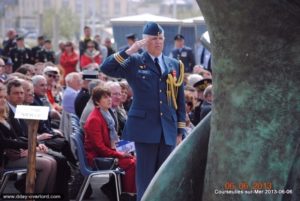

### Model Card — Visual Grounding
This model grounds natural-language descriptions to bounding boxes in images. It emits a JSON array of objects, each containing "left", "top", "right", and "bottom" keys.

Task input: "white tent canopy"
[
  {"left": 110, "top": 13, "right": 180, "bottom": 25},
  {"left": 182, "top": 16, "right": 205, "bottom": 24}
]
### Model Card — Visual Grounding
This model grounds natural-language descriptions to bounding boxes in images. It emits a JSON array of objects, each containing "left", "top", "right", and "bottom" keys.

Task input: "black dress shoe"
[
  {"left": 14, "top": 176, "right": 26, "bottom": 194},
  {"left": 120, "top": 193, "right": 136, "bottom": 201},
  {"left": 101, "top": 181, "right": 117, "bottom": 201}
]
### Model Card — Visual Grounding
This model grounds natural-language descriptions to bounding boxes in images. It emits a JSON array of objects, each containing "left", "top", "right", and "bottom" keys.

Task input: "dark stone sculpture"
[{"left": 142, "top": 0, "right": 300, "bottom": 201}]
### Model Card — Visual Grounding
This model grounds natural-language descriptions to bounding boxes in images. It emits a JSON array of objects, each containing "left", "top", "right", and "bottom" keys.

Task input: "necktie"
[{"left": 154, "top": 58, "right": 162, "bottom": 76}]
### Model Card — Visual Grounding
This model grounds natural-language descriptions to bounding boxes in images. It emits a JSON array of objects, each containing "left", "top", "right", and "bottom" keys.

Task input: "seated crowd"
[{"left": 0, "top": 28, "right": 213, "bottom": 201}]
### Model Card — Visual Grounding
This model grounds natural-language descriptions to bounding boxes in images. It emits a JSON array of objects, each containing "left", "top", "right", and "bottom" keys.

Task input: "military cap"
[
  {"left": 126, "top": 33, "right": 136, "bottom": 40},
  {"left": 174, "top": 34, "right": 184, "bottom": 40},
  {"left": 143, "top": 22, "right": 164, "bottom": 36},
  {"left": 38, "top": 35, "right": 45, "bottom": 40},
  {"left": 44, "top": 39, "right": 52, "bottom": 43},
  {"left": 16, "top": 36, "right": 24, "bottom": 41},
  {"left": 0, "top": 56, "right": 13, "bottom": 65},
  {"left": 193, "top": 78, "right": 212, "bottom": 91}
]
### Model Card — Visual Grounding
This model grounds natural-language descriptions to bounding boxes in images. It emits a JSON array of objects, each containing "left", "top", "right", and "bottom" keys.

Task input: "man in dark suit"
[
  {"left": 31, "top": 35, "right": 45, "bottom": 63},
  {"left": 31, "top": 75, "right": 77, "bottom": 166},
  {"left": 101, "top": 21, "right": 186, "bottom": 201},
  {"left": 171, "top": 34, "right": 195, "bottom": 73},
  {"left": 6, "top": 79, "right": 28, "bottom": 137},
  {"left": 74, "top": 70, "right": 98, "bottom": 118},
  {"left": 5, "top": 78, "right": 71, "bottom": 199}
]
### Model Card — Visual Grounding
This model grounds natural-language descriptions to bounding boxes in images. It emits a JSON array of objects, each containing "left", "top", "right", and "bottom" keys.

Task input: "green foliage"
[{"left": 42, "top": 8, "right": 79, "bottom": 40}]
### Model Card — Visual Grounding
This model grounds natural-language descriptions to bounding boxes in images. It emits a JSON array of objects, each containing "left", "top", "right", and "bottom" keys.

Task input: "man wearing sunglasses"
[{"left": 43, "top": 66, "right": 62, "bottom": 124}]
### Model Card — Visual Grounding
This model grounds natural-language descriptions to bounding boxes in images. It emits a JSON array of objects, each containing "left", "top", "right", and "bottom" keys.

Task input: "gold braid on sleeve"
[{"left": 166, "top": 60, "right": 184, "bottom": 110}]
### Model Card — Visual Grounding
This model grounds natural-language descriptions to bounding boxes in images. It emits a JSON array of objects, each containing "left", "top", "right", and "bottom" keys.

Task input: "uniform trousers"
[{"left": 135, "top": 136, "right": 174, "bottom": 201}]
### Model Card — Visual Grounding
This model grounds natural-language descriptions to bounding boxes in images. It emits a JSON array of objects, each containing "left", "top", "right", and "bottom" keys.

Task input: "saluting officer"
[
  {"left": 101, "top": 21, "right": 186, "bottom": 201},
  {"left": 9, "top": 36, "right": 32, "bottom": 72},
  {"left": 171, "top": 34, "right": 195, "bottom": 73}
]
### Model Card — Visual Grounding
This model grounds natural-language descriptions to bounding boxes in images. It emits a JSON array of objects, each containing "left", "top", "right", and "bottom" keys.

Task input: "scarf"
[{"left": 100, "top": 108, "right": 119, "bottom": 143}]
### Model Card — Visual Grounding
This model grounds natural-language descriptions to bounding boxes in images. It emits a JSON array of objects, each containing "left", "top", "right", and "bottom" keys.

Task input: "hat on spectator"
[
  {"left": 43, "top": 66, "right": 59, "bottom": 74},
  {"left": 187, "top": 74, "right": 203, "bottom": 87},
  {"left": 193, "top": 78, "right": 212, "bottom": 91},
  {"left": 82, "top": 69, "right": 99, "bottom": 80},
  {"left": 16, "top": 36, "right": 24, "bottom": 41},
  {"left": 0, "top": 56, "right": 13, "bottom": 65},
  {"left": 143, "top": 22, "right": 164, "bottom": 36},
  {"left": 174, "top": 34, "right": 184, "bottom": 40}
]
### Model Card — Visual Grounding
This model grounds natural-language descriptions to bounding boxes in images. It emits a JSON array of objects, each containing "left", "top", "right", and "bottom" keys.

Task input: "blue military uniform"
[
  {"left": 101, "top": 50, "right": 185, "bottom": 145},
  {"left": 171, "top": 34, "right": 195, "bottom": 73},
  {"left": 101, "top": 22, "right": 186, "bottom": 201}
]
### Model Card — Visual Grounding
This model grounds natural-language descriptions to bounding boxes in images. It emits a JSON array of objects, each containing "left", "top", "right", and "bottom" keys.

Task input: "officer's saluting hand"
[{"left": 125, "top": 38, "right": 148, "bottom": 55}]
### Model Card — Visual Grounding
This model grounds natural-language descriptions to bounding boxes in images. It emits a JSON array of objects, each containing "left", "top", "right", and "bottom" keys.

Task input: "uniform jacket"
[
  {"left": 9, "top": 47, "right": 32, "bottom": 72},
  {"left": 101, "top": 50, "right": 186, "bottom": 146},
  {"left": 31, "top": 45, "right": 43, "bottom": 62},
  {"left": 37, "top": 49, "right": 55, "bottom": 63},
  {"left": 84, "top": 108, "right": 123, "bottom": 166},
  {"left": 2, "top": 39, "right": 16, "bottom": 56},
  {"left": 74, "top": 88, "right": 90, "bottom": 118},
  {"left": 171, "top": 46, "right": 195, "bottom": 73}
]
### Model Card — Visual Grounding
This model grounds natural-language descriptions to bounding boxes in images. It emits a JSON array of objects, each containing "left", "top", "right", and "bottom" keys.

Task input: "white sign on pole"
[{"left": 15, "top": 105, "right": 49, "bottom": 120}]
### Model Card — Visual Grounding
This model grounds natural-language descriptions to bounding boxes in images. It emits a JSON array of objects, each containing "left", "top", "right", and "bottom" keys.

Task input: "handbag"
[
  {"left": 4, "top": 149, "right": 21, "bottom": 161},
  {"left": 93, "top": 157, "right": 118, "bottom": 170},
  {"left": 44, "top": 135, "right": 66, "bottom": 151}
]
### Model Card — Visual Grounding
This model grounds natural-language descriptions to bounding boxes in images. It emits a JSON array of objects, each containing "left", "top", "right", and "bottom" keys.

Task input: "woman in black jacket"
[{"left": 0, "top": 83, "right": 57, "bottom": 193}]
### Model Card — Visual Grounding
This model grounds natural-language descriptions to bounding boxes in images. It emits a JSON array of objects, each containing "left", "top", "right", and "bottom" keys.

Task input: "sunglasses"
[{"left": 47, "top": 74, "right": 58, "bottom": 78}]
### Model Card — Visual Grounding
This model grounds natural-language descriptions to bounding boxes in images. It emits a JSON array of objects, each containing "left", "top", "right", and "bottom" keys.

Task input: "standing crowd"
[{"left": 0, "top": 23, "right": 212, "bottom": 201}]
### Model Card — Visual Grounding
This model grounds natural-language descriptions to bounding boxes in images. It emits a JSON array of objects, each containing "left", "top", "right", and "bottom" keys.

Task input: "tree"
[
  {"left": 42, "top": 8, "right": 79, "bottom": 41},
  {"left": 142, "top": 0, "right": 300, "bottom": 201}
]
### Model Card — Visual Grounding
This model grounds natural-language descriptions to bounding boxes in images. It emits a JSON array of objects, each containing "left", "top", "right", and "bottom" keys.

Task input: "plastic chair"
[
  {"left": 70, "top": 117, "right": 123, "bottom": 201},
  {"left": 0, "top": 168, "right": 27, "bottom": 194}
]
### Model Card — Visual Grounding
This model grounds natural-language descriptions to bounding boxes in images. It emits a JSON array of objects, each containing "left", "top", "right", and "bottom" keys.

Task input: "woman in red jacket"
[
  {"left": 60, "top": 41, "right": 79, "bottom": 78},
  {"left": 80, "top": 40, "right": 102, "bottom": 69},
  {"left": 84, "top": 86, "right": 136, "bottom": 198}
]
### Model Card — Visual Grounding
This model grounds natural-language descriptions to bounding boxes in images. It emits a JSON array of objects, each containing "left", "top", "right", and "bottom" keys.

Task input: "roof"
[
  {"left": 182, "top": 16, "right": 205, "bottom": 24},
  {"left": 110, "top": 13, "right": 180, "bottom": 25}
]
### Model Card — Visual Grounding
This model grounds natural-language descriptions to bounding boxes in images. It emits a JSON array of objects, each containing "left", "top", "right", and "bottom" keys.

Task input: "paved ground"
[{"left": 2, "top": 174, "right": 111, "bottom": 201}]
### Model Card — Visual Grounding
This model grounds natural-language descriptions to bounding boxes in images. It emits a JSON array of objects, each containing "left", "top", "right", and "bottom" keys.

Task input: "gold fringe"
[{"left": 166, "top": 61, "right": 184, "bottom": 110}]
